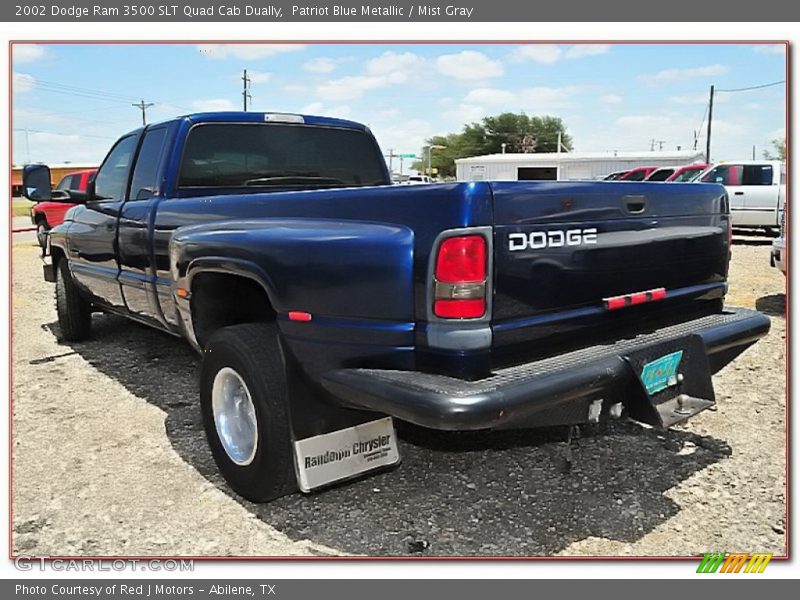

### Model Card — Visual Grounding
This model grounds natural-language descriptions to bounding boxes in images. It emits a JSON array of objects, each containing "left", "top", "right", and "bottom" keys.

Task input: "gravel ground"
[{"left": 11, "top": 232, "right": 786, "bottom": 557}]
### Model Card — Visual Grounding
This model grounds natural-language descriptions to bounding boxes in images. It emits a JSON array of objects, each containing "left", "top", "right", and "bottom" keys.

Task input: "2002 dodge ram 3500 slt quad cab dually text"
[{"left": 23, "top": 112, "right": 770, "bottom": 502}]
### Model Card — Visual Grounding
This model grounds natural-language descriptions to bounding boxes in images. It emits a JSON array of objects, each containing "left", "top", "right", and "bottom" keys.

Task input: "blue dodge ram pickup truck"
[{"left": 23, "top": 112, "right": 770, "bottom": 502}]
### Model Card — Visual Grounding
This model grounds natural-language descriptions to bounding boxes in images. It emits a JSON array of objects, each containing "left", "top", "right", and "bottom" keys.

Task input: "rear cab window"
[
  {"left": 624, "top": 169, "right": 648, "bottom": 181},
  {"left": 130, "top": 127, "right": 168, "bottom": 200},
  {"left": 671, "top": 169, "right": 701, "bottom": 182},
  {"left": 647, "top": 169, "right": 673, "bottom": 182},
  {"left": 178, "top": 123, "right": 387, "bottom": 191},
  {"left": 742, "top": 164, "right": 773, "bottom": 186}
]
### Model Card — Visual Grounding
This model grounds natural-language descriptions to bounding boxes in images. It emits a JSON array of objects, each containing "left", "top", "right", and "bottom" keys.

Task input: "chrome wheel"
[{"left": 211, "top": 367, "right": 258, "bottom": 466}]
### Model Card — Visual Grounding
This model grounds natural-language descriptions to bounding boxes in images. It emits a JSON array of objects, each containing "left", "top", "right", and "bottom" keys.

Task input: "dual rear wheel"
[
  {"left": 55, "top": 262, "right": 296, "bottom": 502},
  {"left": 199, "top": 323, "right": 297, "bottom": 502}
]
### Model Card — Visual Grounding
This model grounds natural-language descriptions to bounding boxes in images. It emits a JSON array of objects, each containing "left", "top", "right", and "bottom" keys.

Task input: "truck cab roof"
[{"left": 149, "top": 111, "right": 370, "bottom": 133}]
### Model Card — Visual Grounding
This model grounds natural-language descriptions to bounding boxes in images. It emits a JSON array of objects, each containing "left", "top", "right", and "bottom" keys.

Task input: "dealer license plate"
[
  {"left": 640, "top": 350, "right": 683, "bottom": 395},
  {"left": 293, "top": 417, "right": 400, "bottom": 492}
]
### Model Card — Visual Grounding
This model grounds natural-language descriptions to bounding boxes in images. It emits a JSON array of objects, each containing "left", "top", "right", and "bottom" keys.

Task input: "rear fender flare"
[{"left": 180, "top": 257, "right": 279, "bottom": 348}]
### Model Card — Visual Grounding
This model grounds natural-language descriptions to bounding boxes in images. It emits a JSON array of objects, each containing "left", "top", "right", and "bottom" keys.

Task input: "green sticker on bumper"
[{"left": 640, "top": 350, "right": 683, "bottom": 395}]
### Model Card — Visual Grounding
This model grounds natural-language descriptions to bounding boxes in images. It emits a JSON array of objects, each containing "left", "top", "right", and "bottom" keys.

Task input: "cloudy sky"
[{"left": 12, "top": 42, "right": 786, "bottom": 167}]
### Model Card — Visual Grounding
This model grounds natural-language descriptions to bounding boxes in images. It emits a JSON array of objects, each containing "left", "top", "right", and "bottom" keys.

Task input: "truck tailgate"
[{"left": 490, "top": 181, "right": 730, "bottom": 349}]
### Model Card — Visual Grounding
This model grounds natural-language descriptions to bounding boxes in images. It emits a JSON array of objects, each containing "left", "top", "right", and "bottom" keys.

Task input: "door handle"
[
  {"left": 623, "top": 195, "right": 647, "bottom": 214},
  {"left": 733, "top": 191, "right": 744, "bottom": 195}
]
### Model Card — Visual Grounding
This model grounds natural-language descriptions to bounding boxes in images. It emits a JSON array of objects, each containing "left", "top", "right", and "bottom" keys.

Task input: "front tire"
[
  {"left": 36, "top": 222, "right": 49, "bottom": 249},
  {"left": 55, "top": 259, "right": 92, "bottom": 342},
  {"left": 200, "top": 323, "right": 297, "bottom": 502}
]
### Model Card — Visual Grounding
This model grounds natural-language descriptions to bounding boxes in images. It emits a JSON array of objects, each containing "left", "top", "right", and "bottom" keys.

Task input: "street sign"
[{"left": 398, "top": 153, "right": 417, "bottom": 158}]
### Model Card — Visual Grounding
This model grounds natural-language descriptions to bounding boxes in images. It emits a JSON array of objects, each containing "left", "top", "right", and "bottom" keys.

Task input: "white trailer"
[{"left": 455, "top": 150, "right": 706, "bottom": 182}]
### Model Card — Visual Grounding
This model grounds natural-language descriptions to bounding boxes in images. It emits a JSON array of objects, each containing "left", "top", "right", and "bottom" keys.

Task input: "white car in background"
[
  {"left": 405, "top": 175, "right": 433, "bottom": 184},
  {"left": 697, "top": 160, "right": 786, "bottom": 233}
]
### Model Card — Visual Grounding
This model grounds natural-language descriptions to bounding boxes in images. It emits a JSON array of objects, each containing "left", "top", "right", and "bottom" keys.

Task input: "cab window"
[
  {"left": 95, "top": 135, "right": 137, "bottom": 200},
  {"left": 701, "top": 165, "right": 742, "bottom": 186},
  {"left": 130, "top": 127, "right": 167, "bottom": 200},
  {"left": 742, "top": 164, "right": 773, "bottom": 186},
  {"left": 55, "top": 175, "right": 71, "bottom": 191}
]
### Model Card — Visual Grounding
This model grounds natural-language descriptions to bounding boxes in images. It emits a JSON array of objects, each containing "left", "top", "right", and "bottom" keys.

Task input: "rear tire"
[
  {"left": 55, "top": 260, "right": 92, "bottom": 342},
  {"left": 200, "top": 322, "right": 297, "bottom": 502}
]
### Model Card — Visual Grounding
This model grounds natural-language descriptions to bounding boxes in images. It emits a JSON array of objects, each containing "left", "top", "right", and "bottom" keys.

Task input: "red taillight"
[
  {"left": 433, "top": 235, "right": 487, "bottom": 319},
  {"left": 435, "top": 235, "right": 486, "bottom": 283}
]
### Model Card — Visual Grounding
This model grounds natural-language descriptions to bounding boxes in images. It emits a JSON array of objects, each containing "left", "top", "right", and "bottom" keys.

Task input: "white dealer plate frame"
[{"left": 293, "top": 417, "right": 401, "bottom": 492}]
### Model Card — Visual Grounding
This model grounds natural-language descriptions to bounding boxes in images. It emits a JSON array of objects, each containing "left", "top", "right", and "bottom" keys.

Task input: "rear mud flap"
[
  {"left": 282, "top": 348, "right": 400, "bottom": 492},
  {"left": 623, "top": 334, "right": 716, "bottom": 428}
]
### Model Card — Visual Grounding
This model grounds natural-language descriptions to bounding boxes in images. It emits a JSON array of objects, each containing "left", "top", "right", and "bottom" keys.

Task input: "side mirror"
[{"left": 22, "top": 164, "right": 52, "bottom": 201}]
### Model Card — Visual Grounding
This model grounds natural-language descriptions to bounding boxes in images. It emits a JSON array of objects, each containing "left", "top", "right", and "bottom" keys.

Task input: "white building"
[{"left": 455, "top": 150, "right": 706, "bottom": 182}]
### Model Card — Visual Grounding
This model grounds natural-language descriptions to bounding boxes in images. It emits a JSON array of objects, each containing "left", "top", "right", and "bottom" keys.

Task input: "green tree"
[
  {"left": 412, "top": 112, "right": 572, "bottom": 178},
  {"left": 763, "top": 136, "right": 786, "bottom": 161},
  {"left": 482, "top": 114, "right": 572, "bottom": 154},
  {"left": 411, "top": 133, "right": 465, "bottom": 178}
]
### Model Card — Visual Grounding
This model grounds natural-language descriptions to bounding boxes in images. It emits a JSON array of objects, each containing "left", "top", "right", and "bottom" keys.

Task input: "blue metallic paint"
[{"left": 47, "top": 112, "right": 733, "bottom": 385}]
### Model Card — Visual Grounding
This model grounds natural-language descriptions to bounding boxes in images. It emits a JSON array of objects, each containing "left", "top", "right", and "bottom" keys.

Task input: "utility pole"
[
  {"left": 132, "top": 99, "right": 154, "bottom": 126},
  {"left": 705, "top": 85, "right": 714, "bottom": 163},
  {"left": 24, "top": 128, "right": 30, "bottom": 163},
  {"left": 426, "top": 145, "right": 446, "bottom": 178},
  {"left": 242, "top": 69, "right": 252, "bottom": 111}
]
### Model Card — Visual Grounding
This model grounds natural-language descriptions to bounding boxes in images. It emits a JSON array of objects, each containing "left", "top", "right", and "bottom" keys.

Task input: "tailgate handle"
[
  {"left": 733, "top": 191, "right": 745, "bottom": 195},
  {"left": 623, "top": 195, "right": 647, "bottom": 214}
]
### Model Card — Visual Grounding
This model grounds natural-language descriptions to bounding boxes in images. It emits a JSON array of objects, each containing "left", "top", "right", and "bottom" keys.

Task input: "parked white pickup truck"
[{"left": 697, "top": 160, "right": 786, "bottom": 232}]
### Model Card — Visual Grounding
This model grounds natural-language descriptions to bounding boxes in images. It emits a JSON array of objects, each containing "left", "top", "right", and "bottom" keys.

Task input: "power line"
[
  {"left": 29, "top": 85, "right": 132, "bottom": 104},
  {"left": 705, "top": 79, "right": 785, "bottom": 161},
  {"left": 694, "top": 101, "right": 709, "bottom": 151},
  {"left": 25, "top": 78, "right": 193, "bottom": 114},
  {"left": 716, "top": 80, "right": 786, "bottom": 93},
  {"left": 13, "top": 127, "right": 115, "bottom": 141},
  {"left": 32, "top": 78, "right": 140, "bottom": 102}
]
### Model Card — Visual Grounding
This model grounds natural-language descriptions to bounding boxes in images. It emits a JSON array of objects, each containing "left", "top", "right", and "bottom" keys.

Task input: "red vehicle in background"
[
  {"left": 30, "top": 169, "right": 96, "bottom": 247},
  {"left": 618, "top": 166, "right": 658, "bottom": 181},
  {"left": 602, "top": 170, "right": 630, "bottom": 180},
  {"left": 666, "top": 163, "right": 708, "bottom": 182}
]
